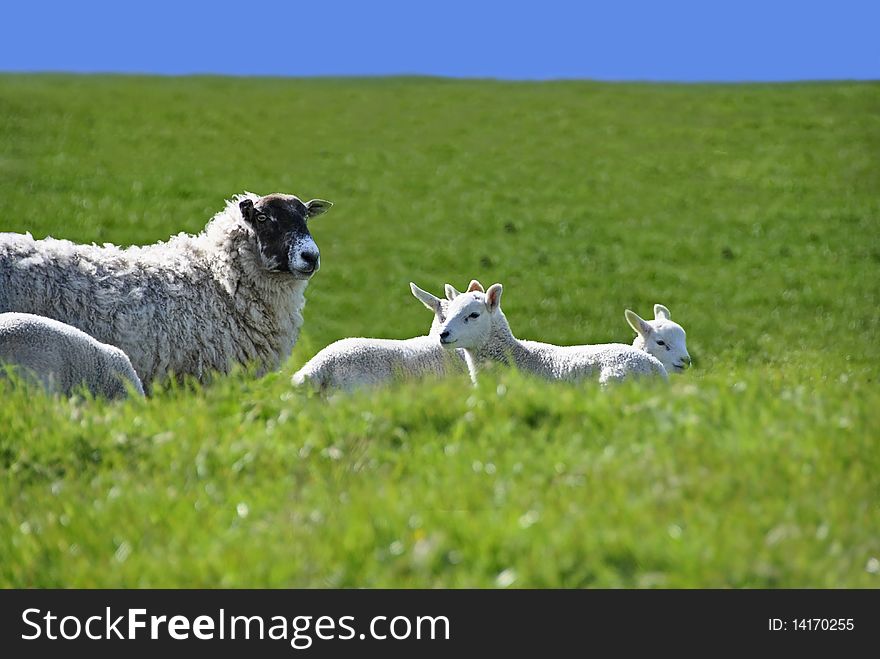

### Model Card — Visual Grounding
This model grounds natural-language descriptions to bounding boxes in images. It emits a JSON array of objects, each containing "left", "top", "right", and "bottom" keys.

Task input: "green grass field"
[{"left": 0, "top": 75, "right": 878, "bottom": 587}]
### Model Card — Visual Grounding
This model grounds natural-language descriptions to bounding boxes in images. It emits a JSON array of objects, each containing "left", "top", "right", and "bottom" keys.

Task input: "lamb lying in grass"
[
  {"left": 291, "top": 282, "right": 470, "bottom": 392},
  {"left": 438, "top": 282, "right": 668, "bottom": 385},
  {"left": 625, "top": 304, "right": 691, "bottom": 374},
  {"left": 0, "top": 312, "right": 144, "bottom": 399}
]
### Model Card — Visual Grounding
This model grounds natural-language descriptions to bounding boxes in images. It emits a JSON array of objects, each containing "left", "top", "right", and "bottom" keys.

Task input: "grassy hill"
[{"left": 0, "top": 75, "right": 878, "bottom": 587}]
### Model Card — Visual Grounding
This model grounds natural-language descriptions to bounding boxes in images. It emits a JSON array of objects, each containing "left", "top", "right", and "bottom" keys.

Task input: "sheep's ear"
[
  {"left": 410, "top": 282, "right": 441, "bottom": 313},
  {"left": 654, "top": 304, "right": 671, "bottom": 320},
  {"left": 467, "top": 280, "right": 484, "bottom": 293},
  {"left": 486, "top": 283, "right": 503, "bottom": 312},
  {"left": 305, "top": 199, "right": 333, "bottom": 218},
  {"left": 239, "top": 199, "right": 255, "bottom": 222},
  {"left": 625, "top": 309, "right": 652, "bottom": 338},
  {"left": 444, "top": 284, "right": 461, "bottom": 300}
]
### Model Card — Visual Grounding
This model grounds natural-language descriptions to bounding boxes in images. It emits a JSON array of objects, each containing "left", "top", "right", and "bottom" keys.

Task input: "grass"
[{"left": 0, "top": 74, "right": 878, "bottom": 587}]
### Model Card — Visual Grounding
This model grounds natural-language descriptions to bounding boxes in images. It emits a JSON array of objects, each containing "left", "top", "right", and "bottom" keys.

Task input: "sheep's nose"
[
  {"left": 440, "top": 330, "right": 450, "bottom": 341},
  {"left": 682, "top": 355, "right": 692, "bottom": 366},
  {"left": 299, "top": 252, "right": 320, "bottom": 271}
]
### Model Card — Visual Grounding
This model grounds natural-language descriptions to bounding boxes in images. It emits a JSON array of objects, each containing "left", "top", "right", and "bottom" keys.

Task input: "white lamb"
[
  {"left": 0, "top": 192, "right": 332, "bottom": 389},
  {"left": 291, "top": 282, "right": 470, "bottom": 392},
  {"left": 438, "top": 281, "right": 668, "bottom": 385},
  {"left": 625, "top": 304, "right": 691, "bottom": 374},
  {"left": 0, "top": 312, "right": 144, "bottom": 399}
]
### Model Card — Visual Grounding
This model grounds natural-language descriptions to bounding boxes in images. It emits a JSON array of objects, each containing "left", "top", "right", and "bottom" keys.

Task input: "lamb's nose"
[
  {"left": 300, "top": 251, "right": 319, "bottom": 268},
  {"left": 440, "top": 330, "right": 450, "bottom": 341},
  {"left": 683, "top": 355, "right": 692, "bottom": 366}
]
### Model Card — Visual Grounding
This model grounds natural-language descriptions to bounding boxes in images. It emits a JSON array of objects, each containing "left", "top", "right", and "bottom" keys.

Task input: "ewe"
[
  {"left": 292, "top": 282, "right": 471, "bottom": 392},
  {"left": 0, "top": 192, "right": 331, "bottom": 388},
  {"left": 438, "top": 282, "right": 667, "bottom": 385},
  {"left": 0, "top": 312, "right": 144, "bottom": 399}
]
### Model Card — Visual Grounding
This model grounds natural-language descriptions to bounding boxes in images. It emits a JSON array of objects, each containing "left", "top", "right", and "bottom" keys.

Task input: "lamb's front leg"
[
  {"left": 599, "top": 366, "right": 627, "bottom": 386},
  {"left": 463, "top": 351, "right": 479, "bottom": 387}
]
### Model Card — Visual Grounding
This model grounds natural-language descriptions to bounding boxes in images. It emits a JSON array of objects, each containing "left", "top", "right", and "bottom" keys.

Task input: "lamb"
[
  {"left": 0, "top": 192, "right": 332, "bottom": 389},
  {"left": 0, "top": 312, "right": 144, "bottom": 399},
  {"left": 438, "top": 281, "right": 668, "bottom": 385},
  {"left": 625, "top": 304, "right": 691, "bottom": 374},
  {"left": 291, "top": 282, "right": 470, "bottom": 392}
]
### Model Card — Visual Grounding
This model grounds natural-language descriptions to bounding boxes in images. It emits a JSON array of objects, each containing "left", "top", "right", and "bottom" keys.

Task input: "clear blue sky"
[{"left": 2, "top": 0, "right": 877, "bottom": 81}]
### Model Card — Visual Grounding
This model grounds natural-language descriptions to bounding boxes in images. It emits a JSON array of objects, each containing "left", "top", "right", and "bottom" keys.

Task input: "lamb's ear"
[
  {"left": 625, "top": 309, "right": 652, "bottom": 338},
  {"left": 305, "top": 199, "right": 333, "bottom": 218},
  {"left": 410, "top": 282, "right": 441, "bottom": 313},
  {"left": 486, "top": 283, "right": 503, "bottom": 312},
  {"left": 654, "top": 304, "right": 671, "bottom": 320},
  {"left": 467, "top": 280, "right": 484, "bottom": 293},
  {"left": 239, "top": 199, "right": 256, "bottom": 222},
  {"left": 444, "top": 284, "right": 461, "bottom": 300}
]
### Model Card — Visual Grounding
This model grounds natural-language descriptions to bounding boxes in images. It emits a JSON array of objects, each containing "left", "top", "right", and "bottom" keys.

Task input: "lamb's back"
[
  {"left": 521, "top": 340, "right": 665, "bottom": 381},
  {"left": 295, "top": 336, "right": 456, "bottom": 391},
  {"left": 0, "top": 312, "right": 144, "bottom": 397}
]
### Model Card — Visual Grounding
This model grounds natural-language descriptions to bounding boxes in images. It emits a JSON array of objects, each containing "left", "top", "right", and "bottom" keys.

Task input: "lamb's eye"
[
  {"left": 468, "top": 312, "right": 480, "bottom": 319},
  {"left": 257, "top": 213, "right": 268, "bottom": 222},
  {"left": 656, "top": 340, "right": 665, "bottom": 346}
]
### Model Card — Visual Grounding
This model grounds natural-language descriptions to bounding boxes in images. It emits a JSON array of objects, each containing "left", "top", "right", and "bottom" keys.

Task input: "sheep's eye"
[
  {"left": 656, "top": 340, "right": 666, "bottom": 346},
  {"left": 468, "top": 312, "right": 480, "bottom": 319},
  {"left": 257, "top": 213, "right": 268, "bottom": 222}
]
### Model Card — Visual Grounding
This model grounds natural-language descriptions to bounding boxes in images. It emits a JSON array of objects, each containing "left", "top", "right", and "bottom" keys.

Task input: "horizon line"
[{"left": 1, "top": 70, "right": 877, "bottom": 85}]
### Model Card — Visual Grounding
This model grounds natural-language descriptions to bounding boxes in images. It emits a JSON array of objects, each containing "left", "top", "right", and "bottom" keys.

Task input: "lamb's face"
[
  {"left": 239, "top": 194, "right": 332, "bottom": 280},
  {"left": 438, "top": 292, "right": 493, "bottom": 350},
  {"left": 626, "top": 304, "right": 691, "bottom": 374},
  {"left": 643, "top": 320, "right": 689, "bottom": 373},
  {"left": 430, "top": 299, "right": 452, "bottom": 335}
]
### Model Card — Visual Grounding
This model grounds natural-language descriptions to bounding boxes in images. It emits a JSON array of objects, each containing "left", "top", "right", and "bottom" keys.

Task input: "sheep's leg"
[
  {"left": 463, "top": 352, "right": 479, "bottom": 386},
  {"left": 599, "top": 367, "right": 627, "bottom": 386}
]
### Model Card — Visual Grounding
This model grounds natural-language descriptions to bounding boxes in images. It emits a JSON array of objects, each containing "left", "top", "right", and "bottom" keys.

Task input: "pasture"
[{"left": 0, "top": 75, "right": 878, "bottom": 586}]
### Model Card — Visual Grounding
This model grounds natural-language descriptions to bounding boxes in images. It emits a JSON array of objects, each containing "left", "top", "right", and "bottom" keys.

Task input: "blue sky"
[{"left": 2, "top": 0, "right": 877, "bottom": 81}]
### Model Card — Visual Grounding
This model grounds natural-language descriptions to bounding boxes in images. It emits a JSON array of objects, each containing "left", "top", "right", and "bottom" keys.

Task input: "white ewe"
[
  {"left": 438, "top": 282, "right": 667, "bottom": 385},
  {"left": 0, "top": 312, "right": 144, "bottom": 399},
  {"left": 0, "top": 192, "right": 332, "bottom": 388},
  {"left": 291, "top": 282, "right": 470, "bottom": 392},
  {"left": 625, "top": 304, "right": 691, "bottom": 374}
]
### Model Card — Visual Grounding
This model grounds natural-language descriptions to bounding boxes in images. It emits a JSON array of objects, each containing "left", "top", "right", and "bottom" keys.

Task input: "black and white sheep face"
[{"left": 239, "top": 194, "right": 332, "bottom": 279}]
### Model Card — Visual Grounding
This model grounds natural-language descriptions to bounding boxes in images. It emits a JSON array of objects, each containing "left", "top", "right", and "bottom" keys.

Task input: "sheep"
[
  {"left": 438, "top": 281, "right": 668, "bottom": 385},
  {"left": 0, "top": 192, "right": 332, "bottom": 389},
  {"left": 0, "top": 312, "right": 144, "bottom": 399},
  {"left": 291, "top": 282, "right": 470, "bottom": 392},
  {"left": 625, "top": 304, "right": 691, "bottom": 374}
]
